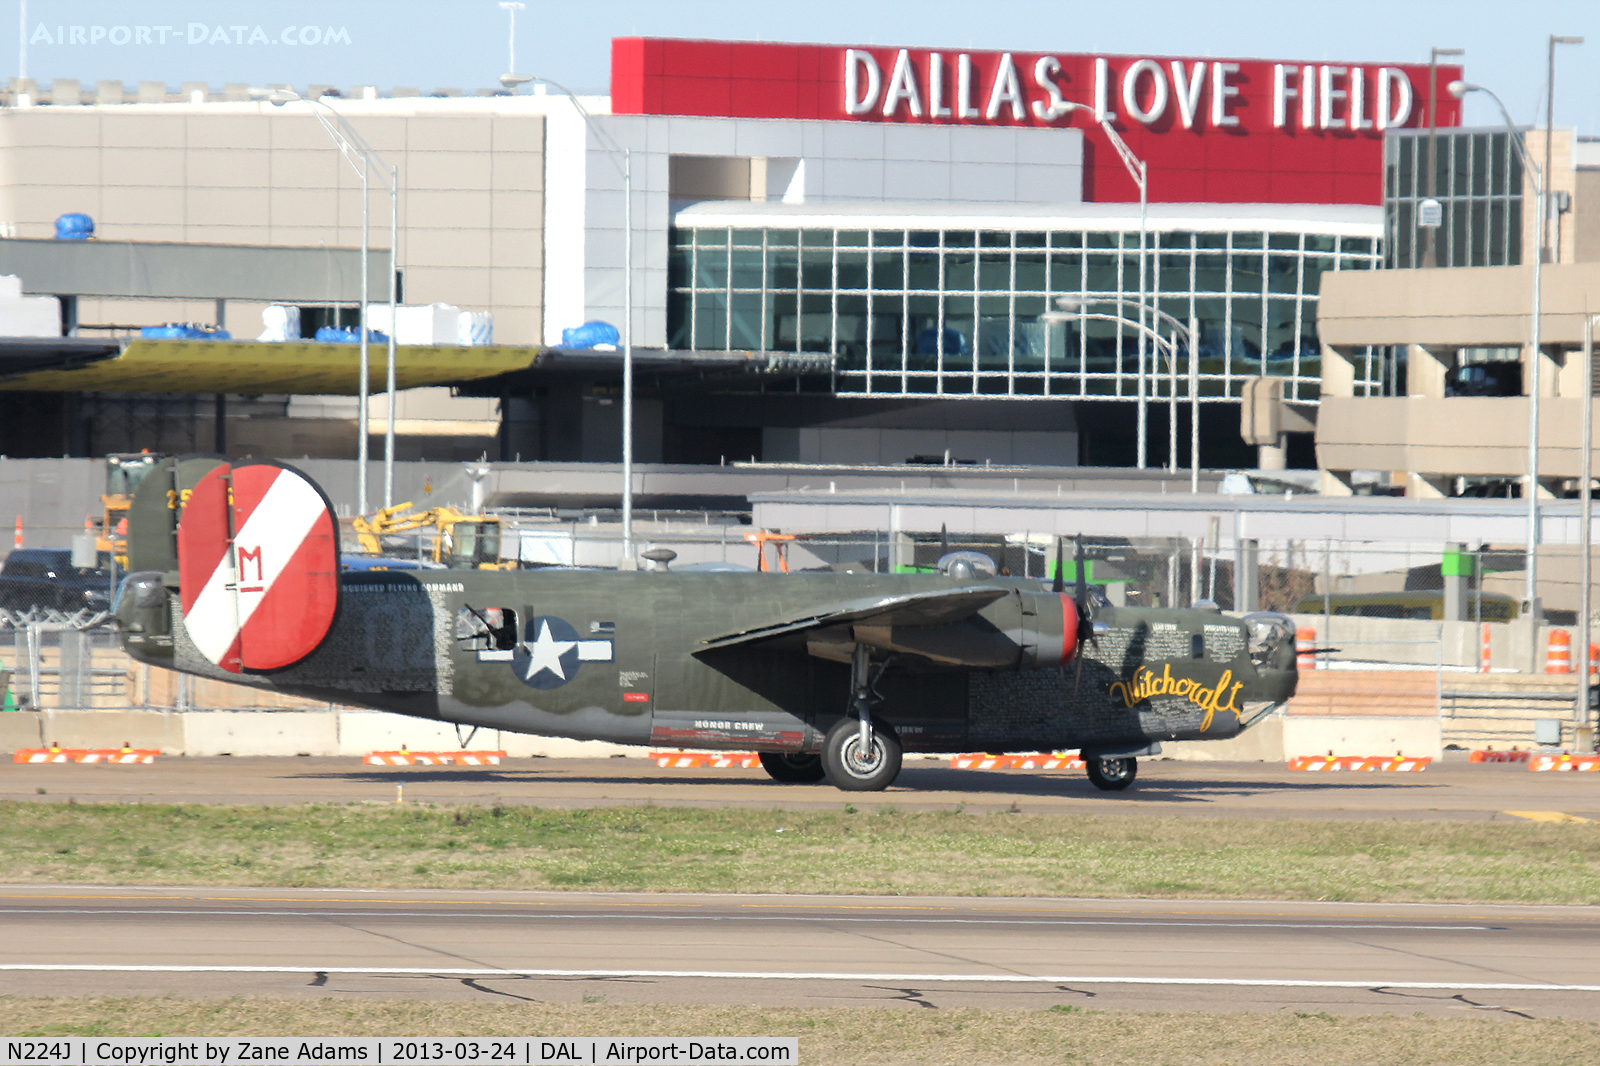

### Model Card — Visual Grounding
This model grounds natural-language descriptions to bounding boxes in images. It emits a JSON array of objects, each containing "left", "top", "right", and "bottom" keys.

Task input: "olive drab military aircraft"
[{"left": 113, "top": 457, "right": 1300, "bottom": 792}]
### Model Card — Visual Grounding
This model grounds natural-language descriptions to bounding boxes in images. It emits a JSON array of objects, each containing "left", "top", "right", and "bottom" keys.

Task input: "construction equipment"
[
  {"left": 351, "top": 501, "right": 509, "bottom": 570},
  {"left": 99, "top": 452, "right": 165, "bottom": 567},
  {"left": 744, "top": 529, "right": 796, "bottom": 573}
]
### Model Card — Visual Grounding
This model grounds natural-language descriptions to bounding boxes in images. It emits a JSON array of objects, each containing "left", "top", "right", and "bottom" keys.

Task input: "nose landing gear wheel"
[
  {"left": 820, "top": 716, "right": 902, "bottom": 792},
  {"left": 758, "top": 751, "right": 826, "bottom": 783},
  {"left": 1086, "top": 756, "right": 1137, "bottom": 791}
]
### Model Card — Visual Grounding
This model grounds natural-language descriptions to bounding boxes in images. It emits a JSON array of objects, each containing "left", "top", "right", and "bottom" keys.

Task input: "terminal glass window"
[
  {"left": 666, "top": 224, "right": 1382, "bottom": 404},
  {"left": 1384, "top": 129, "right": 1524, "bottom": 269}
]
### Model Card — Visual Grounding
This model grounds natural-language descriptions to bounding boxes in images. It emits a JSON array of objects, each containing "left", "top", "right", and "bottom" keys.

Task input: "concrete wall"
[
  {"left": 3, "top": 707, "right": 632, "bottom": 758},
  {"left": 0, "top": 100, "right": 545, "bottom": 345},
  {"left": 545, "top": 110, "right": 1085, "bottom": 347},
  {"left": 763, "top": 426, "right": 1079, "bottom": 466},
  {"left": 1164, "top": 714, "right": 1443, "bottom": 761}
]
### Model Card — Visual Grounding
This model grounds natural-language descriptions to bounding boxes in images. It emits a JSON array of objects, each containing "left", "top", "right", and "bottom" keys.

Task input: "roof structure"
[{"left": 0, "top": 339, "right": 536, "bottom": 394}]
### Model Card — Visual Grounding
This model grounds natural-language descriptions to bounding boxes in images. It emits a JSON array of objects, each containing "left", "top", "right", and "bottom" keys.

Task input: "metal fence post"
[
  {"left": 60, "top": 628, "right": 84, "bottom": 709},
  {"left": 1237, "top": 538, "right": 1260, "bottom": 613}
]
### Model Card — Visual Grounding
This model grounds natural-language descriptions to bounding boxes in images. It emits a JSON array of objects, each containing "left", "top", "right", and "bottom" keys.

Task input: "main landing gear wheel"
[
  {"left": 758, "top": 752, "right": 826, "bottom": 783},
  {"left": 1086, "top": 756, "right": 1137, "bottom": 791},
  {"left": 820, "top": 716, "right": 902, "bottom": 792}
]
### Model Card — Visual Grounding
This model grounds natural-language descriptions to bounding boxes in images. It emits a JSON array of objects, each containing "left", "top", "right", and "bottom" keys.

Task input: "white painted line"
[
  {"left": 2, "top": 965, "right": 1596, "bottom": 992},
  {"left": 0, "top": 908, "right": 1502, "bottom": 931}
]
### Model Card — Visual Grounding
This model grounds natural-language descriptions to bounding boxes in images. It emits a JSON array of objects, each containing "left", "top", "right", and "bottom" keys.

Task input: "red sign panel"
[
  {"left": 177, "top": 461, "right": 340, "bottom": 673},
  {"left": 611, "top": 38, "right": 1461, "bottom": 206}
]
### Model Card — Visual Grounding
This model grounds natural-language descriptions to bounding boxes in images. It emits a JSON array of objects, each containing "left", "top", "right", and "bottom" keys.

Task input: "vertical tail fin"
[{"left": 175, "top": 461, "right": 340, "bottom": 673}]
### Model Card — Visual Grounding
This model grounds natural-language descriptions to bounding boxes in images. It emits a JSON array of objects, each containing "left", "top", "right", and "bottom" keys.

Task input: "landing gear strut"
[{"left": 820, "top": 645, "right": 902, "bottom": 791}]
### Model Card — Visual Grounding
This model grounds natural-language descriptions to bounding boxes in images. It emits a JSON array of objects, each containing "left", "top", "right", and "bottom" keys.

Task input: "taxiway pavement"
[
  {"left": 1, "top": 755, "right": 1596, "bottom": 823},
  {"left": 2, "top": 886, "right": 1596, "bottom": 1019}
]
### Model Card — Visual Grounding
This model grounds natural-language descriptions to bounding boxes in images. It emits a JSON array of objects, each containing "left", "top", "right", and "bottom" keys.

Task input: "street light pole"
[
  {"left": 253, "top": 88, "right": 399, "bottom": 513},
  {"left": 1046, "top": 300, "right": 1194, "bottom": 488},
  {"left": 1424, "top": 47, "right": 1464, "bottom": 269},
  {"left": 498, "top": 2, "right": 524, "bottom": 82},
  {"left": 1581, "top": 315, "right": 1597, "bottom": 748},
  {"left": 508, "top": 74, "right": 637, "bottom": 566},
  {"left": 1544, "top": 36, "right": 1584, "bottom": 262},
  {"left": 1451, "top": 79, "right": 1547, "bottom": 620},
  {"left": 1045, "top": 100, "right": 1149, "bottom": 467}
]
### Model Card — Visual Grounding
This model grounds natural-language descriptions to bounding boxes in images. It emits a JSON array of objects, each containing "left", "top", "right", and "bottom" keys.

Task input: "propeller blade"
[
  {"left": 940, "top": 523, "right": 950, "bottom": 556},
  {"left": 1074, "top": 535, "right": 1089, "bottom": 608},
  {"left": 1051, "top": 537, "right": 1065, "bottom": 594}
]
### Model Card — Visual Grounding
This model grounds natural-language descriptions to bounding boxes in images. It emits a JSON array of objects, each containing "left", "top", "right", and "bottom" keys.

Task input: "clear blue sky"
[{"left": 13, "top": 0, "right": 1600, "bottom": 134}]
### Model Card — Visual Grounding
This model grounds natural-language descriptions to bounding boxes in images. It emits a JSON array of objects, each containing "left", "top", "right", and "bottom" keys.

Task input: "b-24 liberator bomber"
[{"left": 113, "top": 458, "right": 1300, "bottom": 791}]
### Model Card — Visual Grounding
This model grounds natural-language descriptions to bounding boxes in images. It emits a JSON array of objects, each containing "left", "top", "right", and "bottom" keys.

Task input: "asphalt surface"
[
  {"left": 2, "top": 886, "right": 1597, "bottom": 1019},
  {"left": 2, "top": 754, "right": 1597, "bottom": 822}
]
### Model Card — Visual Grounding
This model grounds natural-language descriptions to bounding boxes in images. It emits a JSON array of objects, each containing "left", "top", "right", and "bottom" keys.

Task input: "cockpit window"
[{"left": 457, "top": 606, "right": 517, "bottom": 651}]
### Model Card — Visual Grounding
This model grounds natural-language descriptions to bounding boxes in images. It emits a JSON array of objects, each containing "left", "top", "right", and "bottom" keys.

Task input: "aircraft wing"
[{"left": 698, "top": 586, "right": 1010, "bottom": 651}]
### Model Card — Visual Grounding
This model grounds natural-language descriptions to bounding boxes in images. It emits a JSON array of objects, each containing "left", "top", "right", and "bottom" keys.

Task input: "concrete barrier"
[
  {"left": 1282, "top": 715, "right": 1442, "bottom": 759},
  {"left": 0, "top": 712, "right": 42, "bottom": 750},
  {"left": 182, "top": 711, "right": 341, "bottom": 757},
  {"left": 0, "top": 703, "right": 1438, "bottom": 762},
  {"left": 1, "top": 708, "right": 637, "bottom": 759},
  {"left": 38, "top": 710, "right": 183, "bottom": 751},
  {"left": 333, "top": 711, "right": 632, "bottom": 758},
  {"left": 1163, "top": 716, "right": 1286, "bottom": 762}
]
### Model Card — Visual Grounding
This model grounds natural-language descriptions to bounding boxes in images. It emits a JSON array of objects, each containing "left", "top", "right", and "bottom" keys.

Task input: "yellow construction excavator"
[{"left": 350, "top": 502, "right": 511, "bottom": 570}]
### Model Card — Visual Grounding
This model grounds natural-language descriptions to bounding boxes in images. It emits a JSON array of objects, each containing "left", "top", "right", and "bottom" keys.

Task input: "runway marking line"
[
  {"left": 2, "top": 964, "right": 1597, "bottom": 994},
  {"left": 0, "top": 892, "right": 1591, "bottom": 924},
  {"left": 1505, "top": 811, "right": 1595, "bottom": 824},
  {"left": 0, "top": 908, "right": 1503, "bottom": 931}
]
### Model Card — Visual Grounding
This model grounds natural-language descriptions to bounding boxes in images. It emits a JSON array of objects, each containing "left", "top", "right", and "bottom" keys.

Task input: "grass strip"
[
  {"left": 0, "top": 800, "right": 1597, "bottom": 904},
  {"left": 4, "top": 996, "right": 1598, "bottom": 1066}
]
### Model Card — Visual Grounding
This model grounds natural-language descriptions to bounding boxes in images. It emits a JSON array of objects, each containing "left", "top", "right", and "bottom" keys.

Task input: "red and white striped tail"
[{"left": 177, "top": 461, "right": 339, "bottom": 673}]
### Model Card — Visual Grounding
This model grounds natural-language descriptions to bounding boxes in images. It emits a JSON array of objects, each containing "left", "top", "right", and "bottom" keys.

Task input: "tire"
[
  {"left": 758, "top": 752, "right": 826, "bottom": 783},
  {"left": 820, "top": 716, "right": 902, "bottom": 792},
  {"left": 1086, "top": 756, "right": 1137, "bottom": 791}
]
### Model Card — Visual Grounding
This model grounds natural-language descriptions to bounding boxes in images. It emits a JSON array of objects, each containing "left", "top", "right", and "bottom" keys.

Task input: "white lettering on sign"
[
  {"left": 985, "top": 52, "right": 1025, "bottom": 120},
  {"left": 1210, "top": 62, "right": 1240, "bottom": 127},
  {"left": 1272, "top": 64, "right": 1296, "bottom": 128},
  {"left": 1320, "top": 64, "right": 1347, "bottom": 129},
  {"left": 1350, "top": 67, "right": 1371, "bottom": 130},
  {"left": 1376, "top": 67, "right": 1413, "bottom": 130},
  {"left": 1171, "top": 60, "right": 1206, "bottom": 129},
  {"left": 957, "top": 52, "right": 978, "bottom": 118},
  {"left": 835, "top": 49, "right": 1426, "bottom": 135},
  {"left": 929, "top": 51, "right": 950, "bottom": 117},
  {"left": 1121, "top": 58, "right": 1167, "bottom": 125},
  {"left": 1093, "top": 56, "right": 1115, "bottom": 122},
  {"left": 1031, "top": 55, "right": 1070, "bottom": 121},
  {"left": 844, "top": 48, "right": 880, "bottom": 115},
  {"left": 883, "top": 48, "right": 922, "bottom": 117}
]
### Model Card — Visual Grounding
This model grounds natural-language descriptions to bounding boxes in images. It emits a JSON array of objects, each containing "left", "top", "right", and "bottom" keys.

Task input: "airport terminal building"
[{"left": 0, "top": 39, "right": 1456, "bottom": 469}]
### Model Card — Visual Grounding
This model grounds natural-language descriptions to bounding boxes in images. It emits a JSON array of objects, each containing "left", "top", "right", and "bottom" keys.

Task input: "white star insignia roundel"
[{"left": 521, "top": 620, "right": 578, "bottom": 682}]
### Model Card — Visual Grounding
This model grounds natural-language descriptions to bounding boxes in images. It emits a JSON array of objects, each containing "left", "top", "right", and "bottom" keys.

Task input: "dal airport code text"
[{"left": 4, "top": 1040, "right": 799, "bottom": 1065}]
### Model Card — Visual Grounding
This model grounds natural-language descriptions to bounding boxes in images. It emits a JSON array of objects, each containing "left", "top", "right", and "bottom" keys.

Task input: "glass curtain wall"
[
  {"left": 667, "top": 225, "right": 1381, "bottom": 404},
  {"left": 1384, "top": 129, "right": 1524, "bottom": 269}
]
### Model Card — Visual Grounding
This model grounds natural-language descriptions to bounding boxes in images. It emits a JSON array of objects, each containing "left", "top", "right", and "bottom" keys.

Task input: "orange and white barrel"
[
  {"left": 1296, "top": 626, "right": 1316, "bottom": 670},
  {"left": 1545, "top": 629, "right": 1572, "bottom": 674},
  {"left": 1589, "top": 643, "right": 1598, "bottom": 675},
  {"left": 1480, "top": 623, "right": 1492, "bottom": 673}
]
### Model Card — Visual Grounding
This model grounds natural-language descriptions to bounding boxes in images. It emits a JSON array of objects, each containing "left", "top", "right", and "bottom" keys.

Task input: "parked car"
[{"left": 0, "top": 549, "right": 112, "bottom": 613}]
